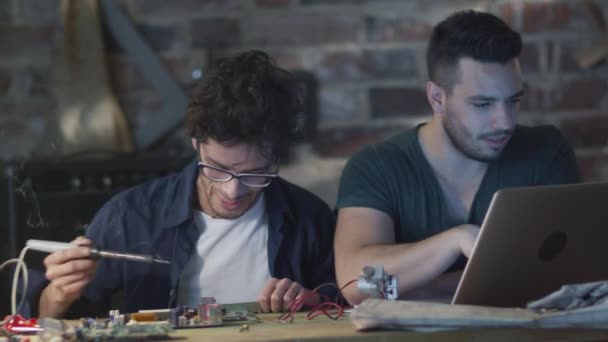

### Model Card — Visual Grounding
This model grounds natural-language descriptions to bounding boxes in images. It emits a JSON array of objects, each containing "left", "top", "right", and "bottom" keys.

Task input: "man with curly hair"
[{"left": 26, "top": 50, "right": 336, "bottom": 318}]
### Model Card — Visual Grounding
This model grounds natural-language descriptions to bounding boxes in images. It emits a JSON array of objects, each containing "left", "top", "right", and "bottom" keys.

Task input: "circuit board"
[
  {"left": 78, "top": 322, "right": 174, "bottom": 341},
  {"left": 36, "top": 317, "right": 174, "bottom": 341}
]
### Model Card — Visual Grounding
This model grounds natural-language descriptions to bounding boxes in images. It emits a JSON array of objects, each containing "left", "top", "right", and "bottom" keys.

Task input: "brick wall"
[{"left": 1, "top": 0, "right": 608, "bottom": 196}]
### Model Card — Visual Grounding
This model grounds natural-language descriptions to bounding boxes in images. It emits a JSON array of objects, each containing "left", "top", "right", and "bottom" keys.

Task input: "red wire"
[
  {"left": 338, "top": 279, "right": 357, "bottom": 299},
  {"left": 275, "top": 279, "right": 358, "bottom": 323},
  {"left": 306, "top": 302, "right": 343, "bottom": 320}
]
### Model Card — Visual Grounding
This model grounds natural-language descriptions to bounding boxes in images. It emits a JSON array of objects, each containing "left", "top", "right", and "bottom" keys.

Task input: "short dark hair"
[
  {"left": 426, "top": 10, "right": 522, "bottom": 90},
  {"left": 185, "top": 50, "right": 302, "bottom": 163}
]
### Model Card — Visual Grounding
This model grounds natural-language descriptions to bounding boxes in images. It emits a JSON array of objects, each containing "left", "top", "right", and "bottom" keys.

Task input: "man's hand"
[
  {"left": 453, "top": 224, "right": 481, "bottom": 258},
  {"left": 258, "top": 278, "right": 320, "bottom": 313},
  {"left": 39, "top": 237, "right": 97, "bottom": 318}
]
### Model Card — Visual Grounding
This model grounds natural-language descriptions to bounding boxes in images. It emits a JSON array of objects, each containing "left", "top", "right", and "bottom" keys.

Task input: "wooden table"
[{"left": 171, "top": 312, "right": 608, "bottom": 341}]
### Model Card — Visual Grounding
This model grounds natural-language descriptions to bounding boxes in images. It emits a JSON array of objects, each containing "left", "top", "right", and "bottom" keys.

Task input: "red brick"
[
  {"left": 201, "top": 48, "right": 306, "bottom": 70},
  {"left": 246, "top": 13, "right": 359, "bottom": 46},
  {"left": 191, "top": 18, "right": 241, "bottom": 48},
  {"left": 0, "top": 101, "right": 15, "bottom": 116},
  {"left": 0, "top": 26, "right": 53, "bottom": 58},
  {"left": 559, "top": 41, "right": 585, "bottom": 73},
  {"left": 560, "top": 115, "right": 608, "bottom": 148},
  {"left": 0, "top": 120, "right": 27, "bottom": 137},
  {"left": 313, "top": 125, "right": 408, "bottom": 157},
  {"left": 127, "top": 0, "right": 243, "bottom": 15},
  {"left": 498, "top": 3, "right": 515, "bottom": 28},
  {"left": 15, "top": 0, "right": 60, "bottom": 26},
  {"left": 370, "top": 87, "right": 429, "bottom": 118},
  {"left": 255, "top": 0, "right": 292, "bottom": 8},
  {"left": 363, "top": 49, "right": 417, "bottom": 79},
  {"left": 365, "top": 16, "right": 432, "bottom": 43},
  {"left": 23, "top": 69, "right": 50, "bottom": 96},
  {"left": 316, "top": 49, "right": 417, "bottom": 82},
  {"left": 0, "top": 70, "right": 11, "bottom": 96},
  {"left": 0, "top": 2, "right": 11, "bottom": 23},
  {"left": 0, "top": 97, "right": 55, "bottom": 120},
  {"left": 522, "top": 2, "right": 572, "bottom": 33},
  {"left": 319, "top": 86, "right": 364, "bottom": 123},
  {"left": 270, "top": 52, "right": 303, "bottom": 71},
  {"left": 546, "top": 40, "right": 557, "bottom": 71},
  {"left": 577, "top": 153, "right": 608, "bottom": 182},
  {"left": 520, "top": 42, "right": 540, "bottom": 73},
  {"left": 548, "top": 79, "right": 608, "bottom": 111},
  {"left": 519, "top": 86, "right": 544, "bottom": 112},
  {"left": 301, "top": 0, "right": 376, "bottom": 4},
  {"left": 24, "top": 96, "right": 56, "bottom": 117},
  {"left": 316, "top": 51, "right": 369, "bottom": 81}
]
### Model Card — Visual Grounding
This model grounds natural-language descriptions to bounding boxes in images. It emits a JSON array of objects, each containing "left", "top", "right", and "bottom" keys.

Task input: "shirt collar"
[
  {"left": 264, "top": 177, "right": 296, "bottom": 225},
  {"left": 159, "top": 159, "right": 198, "bottom": 229}
]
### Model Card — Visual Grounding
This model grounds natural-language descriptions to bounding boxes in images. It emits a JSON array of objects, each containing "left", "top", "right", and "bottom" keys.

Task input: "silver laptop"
[{"left": 452, "top": 182, "right": 608, "bottom": 307}]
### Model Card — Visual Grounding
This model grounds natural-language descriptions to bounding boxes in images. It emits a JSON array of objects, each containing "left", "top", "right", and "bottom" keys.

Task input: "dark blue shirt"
[{"left": 24, "top": 160, "right": 336, "bottom": 317}]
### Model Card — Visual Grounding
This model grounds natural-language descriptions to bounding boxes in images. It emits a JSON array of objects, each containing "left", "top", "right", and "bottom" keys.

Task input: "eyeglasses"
[{"left": 197, "top": 161, "right": 277, "bottom": 188}]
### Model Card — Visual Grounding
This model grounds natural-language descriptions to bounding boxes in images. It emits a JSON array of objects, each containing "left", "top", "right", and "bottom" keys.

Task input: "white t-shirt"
[{"left": 177, "top": 194, "right": 271, "bottom": 306}]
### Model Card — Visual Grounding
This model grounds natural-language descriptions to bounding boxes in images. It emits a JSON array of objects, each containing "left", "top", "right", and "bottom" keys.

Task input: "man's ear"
[
  {"left": 426, "top": 80, "right": 447, "bottom": 115},
  {"left": 191, "top": 138, "right": 198, "bottom": 151}
]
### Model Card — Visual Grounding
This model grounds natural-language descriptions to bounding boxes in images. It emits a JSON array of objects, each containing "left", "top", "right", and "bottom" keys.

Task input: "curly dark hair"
[
  {"left": 427, "top": 10, "right": 522, "bottom": 91},
  {"left": 185, "top": 50, "right": 302, "bottom": 163}
]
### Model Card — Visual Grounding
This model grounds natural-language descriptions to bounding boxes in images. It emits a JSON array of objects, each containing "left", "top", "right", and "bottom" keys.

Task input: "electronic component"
[
  {"left": 71, "top": 320, "right": 173, "bottom": 340},
  {"left": 26, "top": 239, "right": 170, "bottom": 264},
  {"left": 357, "top": 265, "right": 398, "bottom": 300},
  {"left": 36, "top": 311, "right": 173, "bottom": 341},
  {"left": 129, "top": 312, "right": 157, "bottom": 322},
  {"left": 170, "top": 304, "right": 223, "bottom": 328},
  {"left": 165, "top": 298, "right": 260, "bottom": 329},
  {"left": 2, "top": 314, "right": 42, "bottom": 334}
]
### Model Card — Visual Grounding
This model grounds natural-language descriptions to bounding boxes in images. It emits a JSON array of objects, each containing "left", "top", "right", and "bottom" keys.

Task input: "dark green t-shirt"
[{"left": 336, "top": 124, "right": 580, "bottom": 244}]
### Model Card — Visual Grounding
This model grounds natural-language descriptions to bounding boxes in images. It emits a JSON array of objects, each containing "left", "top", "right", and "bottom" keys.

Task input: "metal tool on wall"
[
  {"left": 575, "top": 0, "right": 608, "bottom": 69},
  {"left": 100, "top": 0, "right": 189, "bottom": 151}
]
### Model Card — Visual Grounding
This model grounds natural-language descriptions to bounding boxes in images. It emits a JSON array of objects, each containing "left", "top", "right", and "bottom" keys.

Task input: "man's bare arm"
[{"left": 334, "top": 207, "right": 478, "bottom": 305}]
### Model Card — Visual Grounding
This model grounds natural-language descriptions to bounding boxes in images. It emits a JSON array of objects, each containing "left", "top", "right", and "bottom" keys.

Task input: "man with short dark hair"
[
  {"left": 28, "top": 50, "right": 336, "bottom": 318},
  {"left": 334, "top": 10, "right": 579, "bottom": 305}
]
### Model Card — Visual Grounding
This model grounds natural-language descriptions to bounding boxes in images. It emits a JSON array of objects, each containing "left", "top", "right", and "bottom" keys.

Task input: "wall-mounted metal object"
[
  {"left": 575, "top": 0, "right": 608, "bottom": 69},
  {"left": 100, "top": 0, "right": 189, "bottom": 151}
]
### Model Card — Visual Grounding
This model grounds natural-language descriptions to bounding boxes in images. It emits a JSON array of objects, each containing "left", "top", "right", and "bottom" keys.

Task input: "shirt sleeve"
[
  {"left": 335, "top": 145, "right": 396, "bottom": 218},
  {"left": 68, "top": 198, "right": 126, "bottom": 318}
]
